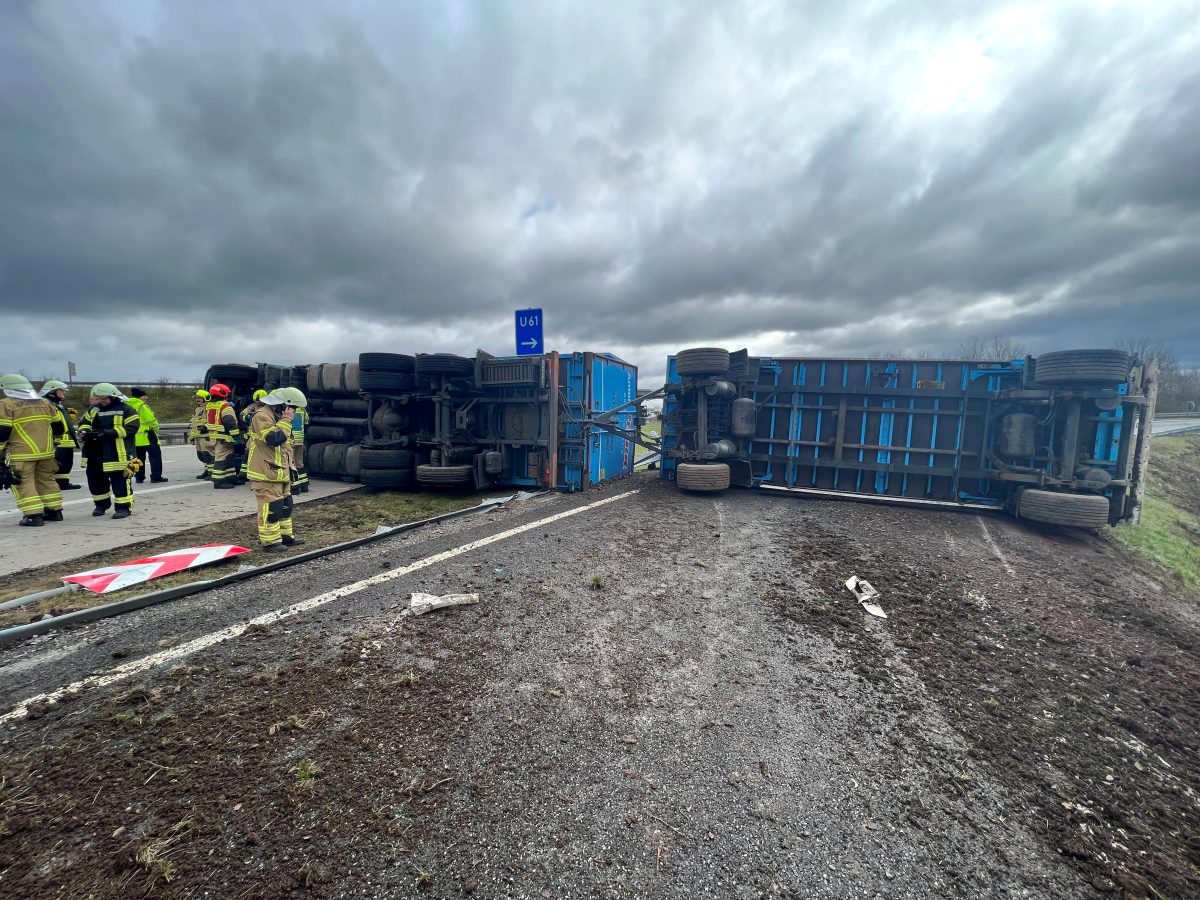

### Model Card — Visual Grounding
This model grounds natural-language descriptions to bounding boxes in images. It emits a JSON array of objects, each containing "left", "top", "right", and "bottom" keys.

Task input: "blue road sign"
[{"left": 515, "top": 308, "right": 544, "bottom": 356}]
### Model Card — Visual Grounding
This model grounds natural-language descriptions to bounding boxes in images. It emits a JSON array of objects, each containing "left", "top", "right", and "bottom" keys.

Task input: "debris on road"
[
  {"left": 402, "top": 592, "right": 481, "bottom": 617},
  {"left": 845, "top": 575, "right": 887, "bottom": 619}
]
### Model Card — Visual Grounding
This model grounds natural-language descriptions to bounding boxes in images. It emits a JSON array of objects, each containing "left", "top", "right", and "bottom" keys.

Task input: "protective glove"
[
  {"left": 101, "top": 428, "right": 118, "bottom": 438},
  {"left": 196, "top": 424, "right": 209, "bottom": 434},
  {"left": 0, "top": 465, "right": 21, "bottom": 491}
]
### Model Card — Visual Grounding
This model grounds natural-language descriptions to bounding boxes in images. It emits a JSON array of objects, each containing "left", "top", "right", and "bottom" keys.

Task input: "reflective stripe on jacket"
[
  {"left": 0, "top": 397, "right": 62, "bottom": 461},
  {"left": 50, "top": 401, "right": 77, "bottom": 449},
  {"left": 77, "top": 402, "right": 139, "bottom": 472},
  {"left": 247, "top": 407, "right": 292, "bottom": 483},
  {"left": 204, "top": 401, "right": 241, "bottom": 442}
]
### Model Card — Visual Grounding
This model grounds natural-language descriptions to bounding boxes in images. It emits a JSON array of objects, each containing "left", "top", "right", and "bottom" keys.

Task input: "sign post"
[
  {"left": 67, "top": 361, "right": 76, "bottom": 384},
  {"left": 515, "top": 308, "right": 544, "bottom": 356}
]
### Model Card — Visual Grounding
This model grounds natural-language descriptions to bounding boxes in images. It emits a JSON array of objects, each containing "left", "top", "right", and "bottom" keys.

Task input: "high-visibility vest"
[
  {"left": 125, "top": 397, "right": 160, "bottom": 447},
  {"left": 204, "top": 401, "right": 240, "bottom": 442}
]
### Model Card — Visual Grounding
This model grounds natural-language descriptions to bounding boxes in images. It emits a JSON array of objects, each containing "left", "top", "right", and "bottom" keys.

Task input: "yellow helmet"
[
  {"left": 195, "top": 389, "right": 210, "bottom": 400},
  {"left": 253, "top": 389, "right": 268, "bottom": 401}
]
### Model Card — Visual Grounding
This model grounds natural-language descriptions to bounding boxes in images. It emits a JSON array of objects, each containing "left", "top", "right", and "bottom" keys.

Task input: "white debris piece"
[
  {"left": 844, "top": 575, "right": 887, "bottom": 619},
  {"left": 403, "top": 592, "right": 481, "bottom": 617}
]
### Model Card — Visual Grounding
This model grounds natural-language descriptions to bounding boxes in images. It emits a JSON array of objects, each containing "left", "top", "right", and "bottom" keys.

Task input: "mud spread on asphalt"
[
  {"left": 1, "top": 475, "right": 1197, "bottom": 899},
  {"left": 775, "top": 499, "right": 1200, "bottom": 898}
]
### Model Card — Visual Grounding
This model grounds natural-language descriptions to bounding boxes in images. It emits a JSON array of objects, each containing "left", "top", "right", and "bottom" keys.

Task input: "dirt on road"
[{"left": 1, "top": 475, "right": 1197, "bottom": 899}]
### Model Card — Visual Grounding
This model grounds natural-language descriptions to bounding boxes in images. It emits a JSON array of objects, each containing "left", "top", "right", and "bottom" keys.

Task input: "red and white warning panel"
[{"left": 62, "top": 545, "right": 250, "bottom": 595}]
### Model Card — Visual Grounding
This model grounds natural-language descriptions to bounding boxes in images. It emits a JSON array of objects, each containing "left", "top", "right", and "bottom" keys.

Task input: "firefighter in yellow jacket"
[
  {"left": 247, "top": 387, "right": 307, "bottom": 553},
  {"left": 76, "top": 383, "right": 140, "bottom": 519},
  {"left": 187, "top": 390, "right": 213, "bottom": 479},
  {"left": 39, "top": 380, "right": 82, "bottom": 491},
  {"left": 0, "top": 374, "right": 66, "bottom": 526},
  {"left": 204, "top": 383, "right": 242, "bottom": 489},
  {"left": 290, "top": 404, "right": 310, "bottom": 493}
]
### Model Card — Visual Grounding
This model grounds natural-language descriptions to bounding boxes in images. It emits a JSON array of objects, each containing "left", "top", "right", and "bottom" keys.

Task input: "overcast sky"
[{"left": 1, "top": 0, "right": 1197, "bottom": 387}]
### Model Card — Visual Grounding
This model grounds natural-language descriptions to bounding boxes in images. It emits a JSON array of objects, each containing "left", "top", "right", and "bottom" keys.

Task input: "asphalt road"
[
  {"left": 8, "top": 474, "right": 1173, "bottom": 898},
  {"left": 0, "top": 444, "right": 354, "bottom": 578}
]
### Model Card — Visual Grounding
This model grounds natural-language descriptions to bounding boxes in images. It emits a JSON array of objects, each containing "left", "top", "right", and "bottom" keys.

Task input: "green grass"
[
  {"left": 1113, "top": 496, "right": 1200, "bottom": 590},
  {"left": 1110, "top": 434, "right": 1200, "bottom": 591}
]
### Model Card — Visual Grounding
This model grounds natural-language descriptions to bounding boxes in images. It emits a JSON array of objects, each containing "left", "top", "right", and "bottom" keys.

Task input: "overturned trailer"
[{"left": 659, "top": 348, "right": 1157, "bottom": 527}]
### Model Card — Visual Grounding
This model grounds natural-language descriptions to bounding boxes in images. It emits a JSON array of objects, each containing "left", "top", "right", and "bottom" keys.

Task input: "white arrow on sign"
[{"left": 521, "top": 338, "right": 539, "bottom": 349}]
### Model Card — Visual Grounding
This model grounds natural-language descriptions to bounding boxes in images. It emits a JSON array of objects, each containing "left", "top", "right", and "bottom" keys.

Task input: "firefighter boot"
[
  {"left": 282, "top": 535, "right": 306, "bottom": 547},
  {"left": 18, "top": 514, "right": 45, "bottom": 527},
  {"left": 112, "top": 507, "right": 132, "bottom": 520},
  {"left": 43, "top": 509, "right": 64, "bottom": 522}
]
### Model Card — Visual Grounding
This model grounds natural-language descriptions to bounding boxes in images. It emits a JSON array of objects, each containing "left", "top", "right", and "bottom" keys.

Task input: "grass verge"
[
  {"left": 0, "top": 486, "right": 502, "bottom": 629},
  {"left": 1110, "top": 434, "right": 1200, "bottom": 590}
]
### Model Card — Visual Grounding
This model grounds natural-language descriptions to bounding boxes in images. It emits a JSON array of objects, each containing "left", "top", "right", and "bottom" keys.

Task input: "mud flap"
[{"left": 729, "top": 459, "right": 754, "bottom": 488}]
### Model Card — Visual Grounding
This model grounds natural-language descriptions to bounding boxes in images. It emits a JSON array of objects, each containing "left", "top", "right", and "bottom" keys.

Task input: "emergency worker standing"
[
  {"left": 126, "top": 388, "right": 168, "bottom": 484},
  {"left": 0, "top": 374, "right": 65, "bottom": 526},
  {"left": 188, "top": 390, "right": 213, "bottom": 478},
  {"left": 247, "top": 387, "right": 308, "bottom": 553},
  {"left": 39, "top": 380, "right": 82, "bottom": 490},
  {"left": 77, "top": 383, "right": 139, "bottom": 519},
  {"left": 204, "top": 384, "right": 242, "bottom": 489},
  {"left": 290, "top": 403, "right": 310, "bottom": 493}
]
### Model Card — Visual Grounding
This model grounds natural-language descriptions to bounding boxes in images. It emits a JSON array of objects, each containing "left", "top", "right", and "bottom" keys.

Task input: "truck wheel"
[
  {"left": 676, "top": 462, "right": 731, "bottom": 492},
  {"left": 415, "top": 354, "right": 475, "bottom": 377},
  {"left": 1033, "top": 349, "right": 1132, "bottom": 385},
  {"left": 207, "top": 363, "right": 258, "bottom": 383},
  {"left": 360, "top": 371, "right": 417, "bottom": 392},
  {"left": 359, "top": 352, "right": 416, "bottom": 373},
  {"left": 307, "top": 425, "right": 355, "bottom": 442},
  {"left": 675, "top": 348, "right": 730, "bottom": 377},
  {"left": 415, "top": 464, "right": 474, "bottom": 485},
  {"left": 360, "top": 468, "right": 414, "bottom": 489},
  {"left": 1017, "top": 489, "right": 1111, "bottom": 528},
  {"left": 360, "top": 448, "right": 414, "bottom": 470}
]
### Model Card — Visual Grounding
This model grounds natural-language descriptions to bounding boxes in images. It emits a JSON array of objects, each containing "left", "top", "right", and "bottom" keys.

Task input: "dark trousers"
[
  {"left": 54, "top": 445, "right": 75, "bottom": 486},
  {"left": 135, "top": 431, "right": 163, "bottom": 481},
  {"left": 85, "top": 456, "right": 133, "bottom": 510}
]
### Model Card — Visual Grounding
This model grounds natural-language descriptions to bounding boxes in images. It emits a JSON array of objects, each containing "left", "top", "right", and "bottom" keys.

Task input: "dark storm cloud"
[{"left": 1, "top": 0, "right": 1197, "bottom": 383}]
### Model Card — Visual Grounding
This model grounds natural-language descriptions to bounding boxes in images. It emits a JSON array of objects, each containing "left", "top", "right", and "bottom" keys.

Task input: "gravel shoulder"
[{"left": 1, "top": 473, "right": 1196, "bottom": 899}]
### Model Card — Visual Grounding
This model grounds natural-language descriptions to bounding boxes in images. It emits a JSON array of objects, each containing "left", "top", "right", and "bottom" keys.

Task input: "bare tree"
[
  {"left": 1114, "top": 337, "right": 1179, "bottom": 380},
  {"left": 155, "top": 375, "right": 172, "bottom": 397},
  {"left": 955, "top": 335, "right": 1030, "bottom": 361}
]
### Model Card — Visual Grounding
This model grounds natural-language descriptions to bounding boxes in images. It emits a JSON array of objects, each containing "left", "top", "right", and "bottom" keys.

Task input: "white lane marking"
[
  {"left": 1, "top": 489, "right": 639, "bottom": 724},
  {"left": 976, "top": 515, "right": 1017, "bottom": 578},
  {"left": 0, "top": 481, "right": 206, "bottom": 516}
]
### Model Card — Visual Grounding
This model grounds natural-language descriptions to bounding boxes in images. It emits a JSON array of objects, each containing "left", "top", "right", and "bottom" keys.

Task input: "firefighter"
[
  {"left": 204, "top": 383, "right": 243, "bottom": 489},
  {"left": 39, "top": 380, "right": 82, "bottom": 491},
  {"left": 290, "top": 400, "right": 310, "bottom": 493},
  {"left": 0, "top": 374, "right": 66, "bottom": 526},
  {"left": 247, "top": 387, "right": 308, "bottom": 553},
  {"left": 77, "top": 383, "right": 140, "bottom": 518},
  {"left": 126, "top": 387, "right": 168, "bottom": 484},
  {"left": 188, "top": 390, "right": 213, "bottom": 478},
  {"left": 241, "top": 389, "right": 268, "bottom": 431}
]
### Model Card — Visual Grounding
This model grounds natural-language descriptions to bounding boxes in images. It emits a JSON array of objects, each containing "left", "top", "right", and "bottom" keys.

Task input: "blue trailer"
[{"left": 659, "top": 348, "right": 1157, "bottom": 527}]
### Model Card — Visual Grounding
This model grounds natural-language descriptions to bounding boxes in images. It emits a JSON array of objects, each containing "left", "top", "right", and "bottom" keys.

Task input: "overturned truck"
[
  {"left": 204, "top": 351, "right": 638, "bottom": 493},
  {"left": 659, "top": 348, "right": 1156, "bottom": 527}
]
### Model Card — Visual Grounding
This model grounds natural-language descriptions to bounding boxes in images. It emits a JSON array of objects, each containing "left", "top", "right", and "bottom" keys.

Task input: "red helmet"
[{"left": 208, "top": 383, "right": 231, "bottom": 399}]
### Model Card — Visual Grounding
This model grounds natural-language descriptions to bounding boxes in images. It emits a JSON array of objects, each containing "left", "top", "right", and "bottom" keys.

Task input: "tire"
[
  {"left": 1018, "top": 489, "right": 1111, "bottom": 528},
  {"left": 359, "top": 468, "right": 415, "bottom": 489},
  {"left": 676, "top": 462, "right": 731, "bottom": 492},
  {"left": 360, "top": 448, "right": 414, "bottom": 470},
  {"left": 1033, "top": 350, "right": 1132, "bottom": 386},
  {"left": 360, "top": 371, "right": 417, "bottom": 392},
  {"left": 675, "top": 348, "right": 730, "bottom": 377},
  {"left": 307, "top": 425, "right": 355, "bottom": 442},
  {"left": 415, "top": 464, "right": 474, "bottom": 485},
  {"left": 415, "top": 353, "right": 475, "bottom": 377},
  {"left": 305, "top": 443, "right": 327, "bottom": 473},
  {"left": 359, "top": 352, "right": 416, "bottom": 373}
]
